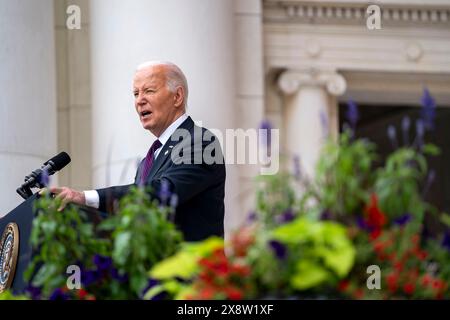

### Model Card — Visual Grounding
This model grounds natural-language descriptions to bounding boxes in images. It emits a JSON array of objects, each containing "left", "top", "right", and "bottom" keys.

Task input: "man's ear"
[{"left": 174, "top": 86, "right": 184, "bottom": 107}]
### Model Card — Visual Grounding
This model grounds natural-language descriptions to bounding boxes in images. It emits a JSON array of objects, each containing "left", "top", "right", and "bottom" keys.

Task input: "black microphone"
[{"left": 16, "top": 152, "right": 71, "bottom": 199}]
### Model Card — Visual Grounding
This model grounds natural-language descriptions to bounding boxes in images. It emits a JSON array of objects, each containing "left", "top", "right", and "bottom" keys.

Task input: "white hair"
[{"left": 136, "top": 61, "right": 189, "bottom": 107}]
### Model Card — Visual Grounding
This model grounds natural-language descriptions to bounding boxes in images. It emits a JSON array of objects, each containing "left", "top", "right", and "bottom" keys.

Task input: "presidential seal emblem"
[{"left": 0, "top": 223, "right": 19, "bottom": 293}]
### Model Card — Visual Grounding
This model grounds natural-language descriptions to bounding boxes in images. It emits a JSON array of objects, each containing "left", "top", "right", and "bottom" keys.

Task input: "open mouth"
[{"left": 140, "top": 111, "right": 152, "bottom": 118}]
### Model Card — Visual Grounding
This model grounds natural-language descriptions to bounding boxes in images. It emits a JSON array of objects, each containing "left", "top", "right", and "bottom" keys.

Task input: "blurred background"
[{"left": 1, "top": 0, "right": 450, "bottom": 239}]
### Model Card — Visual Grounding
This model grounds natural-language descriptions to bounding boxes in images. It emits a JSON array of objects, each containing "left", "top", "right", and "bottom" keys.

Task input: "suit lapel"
[{"left": 146, "top": 116, "right": 194, "bottom": 183}]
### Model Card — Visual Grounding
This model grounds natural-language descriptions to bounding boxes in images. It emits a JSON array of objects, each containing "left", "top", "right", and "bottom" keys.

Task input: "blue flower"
[
  {"left": 421, "top": 87, "right": 436, "bottom": 130},
  {"left": 49, "top": 288, "right": 69, "bottom": 300},
  {"left": 268, "top": 240, "right": 287, "bottom": 260},
  {"left": 93, "top": 254, "right": 112, "bottom": 271},
  {"left": 346, "top": 99, "right": 359, "bottom": 129},
  {"left": 393, "top": 213, "right": 412, "bottom": 226}
]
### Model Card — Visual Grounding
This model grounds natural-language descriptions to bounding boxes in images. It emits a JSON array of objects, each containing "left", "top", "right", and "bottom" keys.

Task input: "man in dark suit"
[{"left": 46, "top": 61, "right": 225, "bottom": 241}]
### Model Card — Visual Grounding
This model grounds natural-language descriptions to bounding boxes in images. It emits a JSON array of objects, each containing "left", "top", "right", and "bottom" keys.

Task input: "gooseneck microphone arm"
[{"left": 16, "top": 152, "right": 71, "bottom": 200}]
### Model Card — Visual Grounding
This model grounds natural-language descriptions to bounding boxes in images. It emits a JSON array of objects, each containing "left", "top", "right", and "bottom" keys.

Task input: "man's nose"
[{"left": 136, "top": 93, "right": 146, "bottom": 105}]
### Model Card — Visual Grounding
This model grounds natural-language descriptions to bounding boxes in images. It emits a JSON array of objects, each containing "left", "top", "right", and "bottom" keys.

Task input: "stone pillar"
[
  {"left": 233, "top": 0, "right": 265, "bottom": 228},
  {"left": 89, "top": 0, "right": 239, "bottom": 235},
  {"left": 0, "top": 0, "right": 57, "bottom": 216},
  {"left": 278, "top": 69, "right": 346, "bottom": 178}
]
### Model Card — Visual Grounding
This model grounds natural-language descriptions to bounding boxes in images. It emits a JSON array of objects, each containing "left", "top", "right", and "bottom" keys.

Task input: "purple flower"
[
  {"left": 93, "top": 254, "right": 112, "bottom": 271},
  {"left": 158, "top": 179, "right": 172, "bottom": 204},
  {"left": 82, "top": 270, "right": 101, "bottom": 286},
  {"left": 346, "top": 100, "right": 359, "bottom": 129},
  {"left": 393, "top": 213, "right": 412, "bottom": 226},
  {"left": 320, "top": 111, "right": 329, "bottom": 138},
  {"left": 268, "top": 240, "right": 287, "bottom": 260},
  {"left": 422, "top": 169, "right": 436, "bottom": 197},
  {"left": 49, "top": 288, "right": 69, "bottom": 300},
  {"left": 259, "top": 119, "right": 272, "bottom": 152},
  {"left": 293, "top": 155, "right": 301, "bottom": 180},
  {"left": 387, "top": 125, "right": 398, "bottom": 150},
  {"left": 356, "top": 217, "right": 372, "bottom": 232},
  {"left": 39, "top": 168, "right": 49, "bottom": 187},
  {"left": 441, "top": 231, "right": 450, "bottom": 252},
  {"left": 141, "top": 278, "right": 168, "bottom": 300},
  {"left": 169, "top": 194, "right": 178, "bottom": 209},
  {"left": 111, "top": 268, "right": 128, "bottom": 283},
  {"left": 401, "top": 116, "right": 410, "bottom": 146},
  {"left": 320, "top": 210, "right": 332, "bottom": 221},
  {"left": 414, "top": 119, "right": 425, "bottom": 150},
  {"left": 421, "top": 87, "right": 436, "bottom": 130},
  {"left": 275, "top": 209, "right": 295, "bottom": 224},
  {"left": 25, "top": 285, "right": 42, "bottom": 300},
  {"left": 247, "top": 211, "right": 258, "bottom": 223}
]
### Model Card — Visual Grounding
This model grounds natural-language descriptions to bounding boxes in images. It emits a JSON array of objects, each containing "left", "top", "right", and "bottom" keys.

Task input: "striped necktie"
[{"left": 140, "top": 139, "right": 162, "bottom": 185}]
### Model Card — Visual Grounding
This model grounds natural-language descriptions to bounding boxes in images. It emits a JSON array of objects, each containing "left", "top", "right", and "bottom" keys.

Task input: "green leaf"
[{"left": 291, "top": 261, "right": 330, "bottom": 290}]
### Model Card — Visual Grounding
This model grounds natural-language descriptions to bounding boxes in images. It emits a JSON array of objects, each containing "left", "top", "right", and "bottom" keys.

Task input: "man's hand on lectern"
[{"left": 39, "top": 187, "right": 85, "bottom": 211}]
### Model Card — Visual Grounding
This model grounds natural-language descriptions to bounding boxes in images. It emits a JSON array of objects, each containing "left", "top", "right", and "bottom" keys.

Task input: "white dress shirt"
[{"left": 84, "top": 113, "right": 188, "bottom": 209}]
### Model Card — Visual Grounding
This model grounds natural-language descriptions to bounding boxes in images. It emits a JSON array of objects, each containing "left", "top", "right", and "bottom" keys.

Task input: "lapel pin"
[{"left": 164, "top": 150, "right": 169, "bottom": 155}]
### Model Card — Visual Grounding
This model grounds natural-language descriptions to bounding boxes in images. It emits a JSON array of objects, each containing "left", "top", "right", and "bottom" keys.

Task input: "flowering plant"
[{"left": 24, "top": 185, "right": 182, "bottom": 300}]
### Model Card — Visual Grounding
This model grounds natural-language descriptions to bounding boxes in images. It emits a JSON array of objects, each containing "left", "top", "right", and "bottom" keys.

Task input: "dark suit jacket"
[{"left": 96, "top": 116, "right": 225, "bottom": 241}]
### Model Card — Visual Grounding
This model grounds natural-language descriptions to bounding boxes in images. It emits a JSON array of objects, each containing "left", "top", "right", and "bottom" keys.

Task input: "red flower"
[
  {"left": 77, "top": 289, "right": 89, "bottom": 300},
  {"left": 386, "top": 272, "right": 399, "bottom": 293},
  {"left": 199, "top": 286, "right": 216, "bottom": 300},
  {"left": 338, "top": 280, "right": 350, "bottom": 292},
  {"left": 365, "top": 194, "right": 387, "bottom": 230},
  {"left": 421, "top": 274, "right": 432, "bottom": 287},
  {"left": 370, "top": 229, "right": 382, "bottom": 241},
  {"left": 403, "top": 283, "right": 415, "bottom": 295},
  {"left": 224, "top": 286, "right": 243, "bottom": 300},
  {"left": 353, "top": 288, "right": 364, "bottom": 299}
]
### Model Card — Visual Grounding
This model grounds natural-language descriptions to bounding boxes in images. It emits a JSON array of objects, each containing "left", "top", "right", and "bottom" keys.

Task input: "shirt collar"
[{"left": 157, "top": 113, "right": 188, "bottom": 147}]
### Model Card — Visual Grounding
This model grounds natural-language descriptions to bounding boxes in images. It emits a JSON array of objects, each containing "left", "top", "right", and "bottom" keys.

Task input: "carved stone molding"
[
  {"left": 278, "top": 69, "right": 347, "bottom": 96},
  {"left": 264, "top": 0, "right": 450, "bottom": 26}
]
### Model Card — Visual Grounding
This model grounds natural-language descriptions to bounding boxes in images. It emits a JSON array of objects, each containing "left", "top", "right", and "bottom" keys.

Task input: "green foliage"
[
  {"left": 255, "top": 173, "right": 297, "bottom": 227},
  {"left": 0, "top": 290, "right": 29, "bottom": 300},
  {"left": 25, "top": 185, "right": 182, "bottom": 299},
  {"left": 99, "top": 186, "right": 183, "bottom": 296},
  {"left": 26, "top": 193, "right": 109, "bottom": 297},
  {"left": 374, "top": 146, "right": 438, "bottom": 220},
  {"left": 271, "top": 218, "right": 355, "bottom": 288},
  {"left": 314, "top": 130, "right": 376, "bottom": 218}
]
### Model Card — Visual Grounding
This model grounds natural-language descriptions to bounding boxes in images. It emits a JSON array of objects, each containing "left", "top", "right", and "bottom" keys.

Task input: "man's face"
[{"left": 133, "top": 65, "right": 179, "bottom": 137}]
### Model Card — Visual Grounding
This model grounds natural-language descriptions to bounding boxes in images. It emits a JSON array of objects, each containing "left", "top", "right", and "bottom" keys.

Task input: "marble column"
[
  {"left": 89, "top": 0, "right": 239, "bottom": 235},
  {"left": 234, "top": 0, "right": 265, "bottom": 228},
  {"left": 278, "top": 69, "right": 347, "bottom": 179},
  {"left": 0, "top": 0, "right": 57, "bottom": 216}
]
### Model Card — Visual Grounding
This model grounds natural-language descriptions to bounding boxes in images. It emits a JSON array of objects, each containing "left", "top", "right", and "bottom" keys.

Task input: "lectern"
[
  {"left": 0, "top": 194, "right": 37, "bottom": 294},
  {"left": 0, "top": 195, "right": 105, "bottom": 295}
]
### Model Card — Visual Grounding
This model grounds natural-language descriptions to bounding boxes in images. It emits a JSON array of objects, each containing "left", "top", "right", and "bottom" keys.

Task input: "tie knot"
[{"left": 149, "top": 139, "right": 162, "bottom": 154}]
